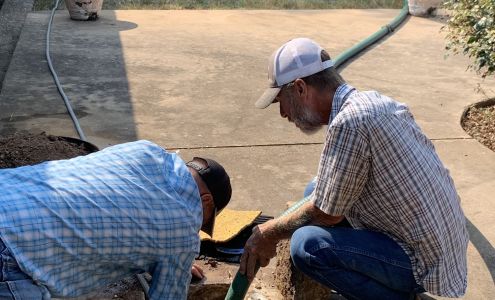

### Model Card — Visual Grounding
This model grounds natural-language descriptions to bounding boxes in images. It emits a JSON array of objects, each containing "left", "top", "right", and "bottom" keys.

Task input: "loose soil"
[
  {"left": 461, "top": 101, "right": 495, "bottom": 152},
  {"left": 275, "top": 240, "right": 296, "bottom": 298},
  {"left": 275, "top": 240, "right": 336, "bottom": 299},
  {"left": 0, "top": 132, "right": 93, "bottom": 169}
]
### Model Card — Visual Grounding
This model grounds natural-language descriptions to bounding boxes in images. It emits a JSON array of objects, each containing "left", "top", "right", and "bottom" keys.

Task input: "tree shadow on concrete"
[{"left": 0, "top": 10, "right": 138, "bottom": 148}]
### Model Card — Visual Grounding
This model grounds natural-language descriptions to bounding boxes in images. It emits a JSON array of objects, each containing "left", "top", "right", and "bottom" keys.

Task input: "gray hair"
[{"left": 301, "top": 50, "right": 345, "bottom": 91}]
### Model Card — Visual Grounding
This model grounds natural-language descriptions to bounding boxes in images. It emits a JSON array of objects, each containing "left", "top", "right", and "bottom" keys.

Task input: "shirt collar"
[{"left": 329, "top": 83, "right": 356, "bottom": 123}]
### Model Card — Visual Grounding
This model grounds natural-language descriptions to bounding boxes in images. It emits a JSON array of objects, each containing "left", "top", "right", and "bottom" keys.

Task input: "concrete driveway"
[{"left": 0, "top": 9, "right": 494, "bottom": 299}]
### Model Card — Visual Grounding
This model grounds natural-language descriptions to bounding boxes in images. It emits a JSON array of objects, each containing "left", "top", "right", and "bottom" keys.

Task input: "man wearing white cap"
[{"left": 239, "top": 38, "right": 468, "bottom": 299}]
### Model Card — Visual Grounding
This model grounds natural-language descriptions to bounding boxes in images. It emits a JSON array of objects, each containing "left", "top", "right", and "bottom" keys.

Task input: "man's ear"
[
  {"left": 293, "top": 78, "right": 307, "bottom": 98},
  {"left": 200, "top": 193, "right": 214, "bottom": 208}
]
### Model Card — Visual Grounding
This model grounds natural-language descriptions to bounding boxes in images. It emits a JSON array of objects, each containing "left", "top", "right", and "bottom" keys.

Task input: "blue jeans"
[
  {"left": 0, "top": 238, "right": 43, "bottom": 300},
  {"left": 291, "top": 226, "right": 424, "bottom": 300},
  {"left": 294, "top": 178, "right": 424, "bottom": 299},
  {"left": 303, "top": 177, "right": 317, "bottom": 198}
]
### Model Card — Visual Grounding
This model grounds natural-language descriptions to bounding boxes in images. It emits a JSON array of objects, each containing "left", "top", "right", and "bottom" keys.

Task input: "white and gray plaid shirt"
[{"left": 312, "top": 84, "right": 468, "bottom": 297}]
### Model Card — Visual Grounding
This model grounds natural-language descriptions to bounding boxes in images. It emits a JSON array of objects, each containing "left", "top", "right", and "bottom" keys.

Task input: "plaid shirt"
[
  {"left": 0, "top": 140, "right": 202, "bottom": 300},
  {"left": 312, "top": 84, "right": 468, "bottom": 297}
]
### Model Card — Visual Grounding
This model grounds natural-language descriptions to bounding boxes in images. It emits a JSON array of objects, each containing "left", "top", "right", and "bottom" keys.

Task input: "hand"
[
  {"left": 239, "top": 221, "right": 278, "bottom": 282},
  {"left": 191, "top": 263, "right": 204, "bottom": 279}
]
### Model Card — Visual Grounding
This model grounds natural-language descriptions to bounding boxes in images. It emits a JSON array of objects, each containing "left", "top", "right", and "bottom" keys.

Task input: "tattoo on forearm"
[{"left": 273, "top": 206, "right": 314, "bottom": 238}]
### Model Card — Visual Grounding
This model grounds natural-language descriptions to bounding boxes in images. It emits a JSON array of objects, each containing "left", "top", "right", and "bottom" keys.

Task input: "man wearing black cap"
[
  {"left": 0, "top": 140, "right": 231, "bottom": 300},
  {"left": 186, "top": 157, "right": 232, "bottom": 238}
]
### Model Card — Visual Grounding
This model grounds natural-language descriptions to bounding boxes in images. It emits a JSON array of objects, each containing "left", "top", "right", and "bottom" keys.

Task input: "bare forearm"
[
  {"left": 240, "top": 201, "right": 343, "bottom": 279},
  {"left": 270, "top": 202, "right": 314, "bottom": 239},
  {"left": 263, "top": 202, "right": 344, "bottom": 241}
]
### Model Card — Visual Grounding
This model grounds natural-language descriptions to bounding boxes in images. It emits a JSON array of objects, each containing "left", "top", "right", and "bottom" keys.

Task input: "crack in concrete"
[{"left": 168, "top": 142, "right": 324, "bottom": 151}]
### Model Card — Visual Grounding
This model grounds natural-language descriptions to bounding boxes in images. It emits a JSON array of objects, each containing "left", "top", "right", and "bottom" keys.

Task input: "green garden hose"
[
  {"left": 333, "top": 0, "right": 410, "bottom": 68},
  {"left": 224, "top": 1, "right": 410, "bottom": 299}
]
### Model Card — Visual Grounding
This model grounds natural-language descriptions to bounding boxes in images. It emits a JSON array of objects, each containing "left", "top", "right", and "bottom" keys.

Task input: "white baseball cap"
[{"left": 255, "top": 38, "right": 334, "bottom": 109}]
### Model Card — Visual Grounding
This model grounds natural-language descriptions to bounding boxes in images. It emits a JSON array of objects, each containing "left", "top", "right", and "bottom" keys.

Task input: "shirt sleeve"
[
  {"left": 148, "top": 252, "right": 195, "bottom": 300},
  {"left": 313, "top": 124, "right": 370, "bottom": 216}
]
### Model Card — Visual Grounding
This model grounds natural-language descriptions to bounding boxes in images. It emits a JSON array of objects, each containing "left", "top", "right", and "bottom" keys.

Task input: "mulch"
[{"left": 462, "top": 103, "right": 495, "bottom": 152}]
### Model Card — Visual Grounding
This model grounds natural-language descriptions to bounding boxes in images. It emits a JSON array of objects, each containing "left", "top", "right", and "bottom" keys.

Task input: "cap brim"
[{"left": 255, "top": 87, "right": 281, "bottom": 109}]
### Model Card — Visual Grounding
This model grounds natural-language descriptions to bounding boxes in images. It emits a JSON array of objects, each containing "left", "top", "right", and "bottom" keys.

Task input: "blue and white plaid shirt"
[
  {"left": 0, "top": 140, "right": 202, "bottom": 300},
  {"left": 312, "top": 84, "right": 468, "bottom": 297}
]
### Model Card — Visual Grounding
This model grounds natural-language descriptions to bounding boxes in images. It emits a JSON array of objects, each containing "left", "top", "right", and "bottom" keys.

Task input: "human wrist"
[{"left": 257, "top": 220, "right": 284, "bottom": 243}]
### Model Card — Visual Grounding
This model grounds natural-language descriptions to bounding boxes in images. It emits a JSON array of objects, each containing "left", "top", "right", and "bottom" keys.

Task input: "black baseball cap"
[{"left": 186, "top": 157, "right": 232, "bottom": 236}]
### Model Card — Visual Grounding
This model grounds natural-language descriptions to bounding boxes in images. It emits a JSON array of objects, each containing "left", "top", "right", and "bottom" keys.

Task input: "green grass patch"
[{"left": 34, "top": 0, "right": 403, "bottom": 11}]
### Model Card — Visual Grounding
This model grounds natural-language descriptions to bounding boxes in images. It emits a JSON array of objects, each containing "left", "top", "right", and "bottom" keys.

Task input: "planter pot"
[
  {"left": 460, "top": 98, "right": 495, "bottom": 127},
  {"left": 58, "top": 136, "right": 100, "bottom": 153},
  {"left": 65, "top": 0, "right": 103, "bottom": 21}
]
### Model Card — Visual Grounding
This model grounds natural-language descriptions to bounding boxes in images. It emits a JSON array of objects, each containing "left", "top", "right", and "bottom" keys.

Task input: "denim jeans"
[
  {"left": 294, "top": 178, "right": 424, "bottom": 300},
  {"left": 303, "top": 176, "right": 317, "bottom": 198},
  {"left": 0, "top": 238, "right": 43, "bottom": 300}
]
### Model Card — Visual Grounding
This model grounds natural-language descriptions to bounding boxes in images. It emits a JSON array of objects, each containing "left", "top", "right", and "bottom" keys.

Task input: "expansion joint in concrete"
[
  {"left": 169, "top": 137, "right": 475, "bottom": 150},
  {"left": 168, "top": 142, "right": 324, "bottom": 151},
  {"left": 430, "top": 137, "right": 474, "bottom": 141}
]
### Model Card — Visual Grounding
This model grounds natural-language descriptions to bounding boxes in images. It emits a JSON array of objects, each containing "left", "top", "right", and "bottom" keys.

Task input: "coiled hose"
[{"left": 225, "top": 1, "right": 410, "bottom": 299}]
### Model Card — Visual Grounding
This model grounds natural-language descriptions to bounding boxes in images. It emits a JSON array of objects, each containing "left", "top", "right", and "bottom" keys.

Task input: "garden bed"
[{"left": 461, "top": 99, "right": 495, "bottom": 152}]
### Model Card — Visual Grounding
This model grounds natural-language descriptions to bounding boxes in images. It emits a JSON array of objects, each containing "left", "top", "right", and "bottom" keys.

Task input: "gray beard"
[
  {"left": 288, "top": 94, "right": 323, "bottom": 135},
  {"left": 297, "top": 123, "right": 322, "bottom": 135}
]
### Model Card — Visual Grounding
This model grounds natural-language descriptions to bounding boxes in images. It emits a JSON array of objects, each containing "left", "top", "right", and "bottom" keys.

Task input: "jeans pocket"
[
  {"left": 1, "top": 251, "right": 30, "bottom": 282},
  {"left": 8, "top": 280, "right": 43, "bottom": 300},
  {"left": 2, "top": 253, "right": 20, "bottom": 273}
]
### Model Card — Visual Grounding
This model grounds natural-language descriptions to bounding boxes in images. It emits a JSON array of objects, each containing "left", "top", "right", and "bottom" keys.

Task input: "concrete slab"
[
  {"left": 0, "top": 9, "right": 403, "bottom": 148},
  {"left": 340, "top": 16, "right": 494, "bottom": 140},
  {"left": 1, "top": 8, "right": 494, "bottom": 300},
  {"left": 178, "top": 144, "right": 323, "bottom": 216},
  {"left": 0, "top": 0, "right": 35, "bottom": 91},
  {"left": 0, "top": 12, "right": 138, "bottom": 146}
]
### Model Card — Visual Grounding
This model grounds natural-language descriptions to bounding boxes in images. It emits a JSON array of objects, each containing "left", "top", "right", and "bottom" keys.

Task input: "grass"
[{"left": 34, "top": 0, "right": 403, "bottom": 11}]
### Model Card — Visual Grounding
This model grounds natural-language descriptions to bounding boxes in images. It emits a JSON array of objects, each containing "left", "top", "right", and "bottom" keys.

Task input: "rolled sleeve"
[
  {"left": 313, "top": 125, "right": 370, "bottom": 216},
  {"left": 149, "top": 252, "right": 195, "bottom": 300}
]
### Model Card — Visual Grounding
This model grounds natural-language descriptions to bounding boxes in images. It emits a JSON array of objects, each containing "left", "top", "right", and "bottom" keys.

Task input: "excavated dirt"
[
  {"left": 0, "top": 132, "right": 94, "bottom": 168},
  {"left": 275, "top": 240, "right": 296, "bottom": 298},
  {"left": 83, "top": 276, "right": 144, "bottom": 300},
  {"left": 275, "top": 240, "right": 334, "bottom": 300}
]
